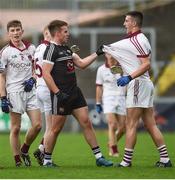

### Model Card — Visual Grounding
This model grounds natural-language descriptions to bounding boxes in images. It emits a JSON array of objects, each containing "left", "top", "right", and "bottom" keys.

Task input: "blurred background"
[{"left": 0, "top": 0, "right": 175, "bottom": 132}]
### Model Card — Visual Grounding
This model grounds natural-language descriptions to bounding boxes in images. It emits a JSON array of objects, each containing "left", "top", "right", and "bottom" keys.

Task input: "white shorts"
[
  {"left": 103, "top": 95, "right": 126, "bottom": 115},
  {"left": 126, "top": 79, "right": 154, "bottom": 108},
  {"left": 8, "top": 90, "right": 39, "bottom": 114},
  {"left": 36, "top": 86, "right": 51, "bottom": 113}
]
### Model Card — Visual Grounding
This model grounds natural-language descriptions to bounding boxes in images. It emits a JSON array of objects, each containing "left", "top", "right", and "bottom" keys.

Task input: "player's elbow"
[
  {"left": 145, "top": 62, "right": 151, "bottom": 71},
  {"left": 77, "top": 61, "right": 87, "bottom": 69},
  {"left": 42, "top": 71, "right": 48, "bottom": 81}
]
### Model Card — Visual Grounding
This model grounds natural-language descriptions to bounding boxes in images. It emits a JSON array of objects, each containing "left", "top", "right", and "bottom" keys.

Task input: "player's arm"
[
  {"left": 96, "top": 85, "right": 103, "bottom": 104},
  {"left": 0, "top": 72, "right": 7, "bottom": 97},
  {"left": 117, "top": 56, "right": 150, "bottom": 87},
  {"left": 42, "top": 62, "right": 59, "bottom": 94},
  {"left": 96, "top": 85, "right": 103, "bottom": 114},
  {"left": 72, "top": 52, "right": 98, "bottom": 69},
  {"left": 130, "top": 56, "right": 151, "bottom": 79},
  {"left": 72, "top": 45, "right": 104, "bottom": 69}
]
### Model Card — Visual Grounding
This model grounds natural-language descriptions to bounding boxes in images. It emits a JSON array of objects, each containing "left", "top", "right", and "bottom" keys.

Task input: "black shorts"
[{"left": 51, "top": 86, "right": 87, "bottom": 115}]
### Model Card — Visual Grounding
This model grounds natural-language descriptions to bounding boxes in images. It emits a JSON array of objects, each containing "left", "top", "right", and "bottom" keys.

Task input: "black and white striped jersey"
[{"left": 43, "top": 42, "right": 77, "bottom": 94}]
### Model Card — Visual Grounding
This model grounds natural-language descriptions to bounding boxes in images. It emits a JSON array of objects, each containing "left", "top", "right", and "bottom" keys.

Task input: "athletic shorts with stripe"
[
  {"left": 51, "top": 86, "right": 87, "bottom": 115},
  {"left": 8, "top": 89, "right": 39, "bottom": 114},
  {"left": 126, "top": 79, "right": 154, "bottom": 108}
]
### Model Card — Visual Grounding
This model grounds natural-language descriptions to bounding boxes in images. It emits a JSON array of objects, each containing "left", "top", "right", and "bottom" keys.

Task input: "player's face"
[
  {"left": 58, "top": 26, "right": 69, "bottom": 44},
  {"left": 123, "top": 15, "right": 135, "bottom": 34},
  {"left": 8, "top": 26, "right": 23, "bottom": 43}
]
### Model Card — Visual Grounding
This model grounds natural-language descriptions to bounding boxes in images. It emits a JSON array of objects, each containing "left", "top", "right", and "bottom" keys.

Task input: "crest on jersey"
[
  {"left": 28, "top": 55, "right": 33, "bottom": 61},
  {"left": 59, "top": 107, "right": 64, "bottom": 113},
  {"left": 11, "top": 55, "right": 18, "bottom": 58},
  {"left": 67, "top": 60, "right": 75, "bottom": 72},
  {"left": 19, "top": 53, "right": 24, "bottom": 61}
]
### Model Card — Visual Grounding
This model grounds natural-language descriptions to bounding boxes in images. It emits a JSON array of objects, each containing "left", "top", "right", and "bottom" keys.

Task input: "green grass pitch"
[{"left": 0, "top": 131, "right": 174, "bottom": 179}]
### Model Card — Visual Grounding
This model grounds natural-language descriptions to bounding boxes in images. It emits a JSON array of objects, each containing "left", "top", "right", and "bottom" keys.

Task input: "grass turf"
[{"left": 0, "top": 131, "right": 174, "bottom": 179}]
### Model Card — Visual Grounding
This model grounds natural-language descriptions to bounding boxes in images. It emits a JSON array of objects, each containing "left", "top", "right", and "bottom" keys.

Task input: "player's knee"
[
  {"left": 11, "top": 125, "right": 21, "bottom": 135},
  {"left": 81, "top": 118, "right": 92, "bottom": 129},
  {"left": 126, "top": 120, "right": 137, "bottom": 130},
  {"left": 118, "top": 125, "right": 125, "bottom": 134},
  {"left": 51, "top": 127, "right": 61, "bottom": 136},
  {"left": 33, "top": 122, "right": 42, "bottom": 132},
  {"left": 108, "top": 120, "right": 116, "bottom": 129},
  {"left": 109, "top": 123, "right": 116, "bottom": 131}
]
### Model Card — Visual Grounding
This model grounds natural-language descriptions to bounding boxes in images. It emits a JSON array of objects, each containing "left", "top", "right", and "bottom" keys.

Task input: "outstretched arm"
[
  {"left": 72, "top": 52, "right": 98, "bottom": 69},
  {"left": 72, "top": 45, "right": 104, "bottom": 69}
]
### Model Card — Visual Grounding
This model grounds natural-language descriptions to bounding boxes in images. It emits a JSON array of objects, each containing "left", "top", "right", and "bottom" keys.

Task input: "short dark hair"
[
  {"left": 7, "top": 20, "right": 22, "bottom": 31},
  {"left": 126, "top": 11, "right": 143, "bottom": 27},
  {"left": 48, "top": 20, "right": 68, "bottom": 37}
]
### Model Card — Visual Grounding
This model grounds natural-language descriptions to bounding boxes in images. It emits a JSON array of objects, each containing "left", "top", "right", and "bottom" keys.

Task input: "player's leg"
[
  {"left": 35, "top": 87, "right": 45, "bottom": 152},
  {"left": 118, "top": 79, "right": 153, "bottom": 167},
  {"left": 43, "top": 114, "right": 66, "bottom": 167},
  {"left": 118, "top": 107, "right": 142, "bottom": 167},
  {"left": 34, "top": 87, "right": 52, "bottom": 165},
  {"left": 72, "top": 107, "right": 113, "bottom": 167},
  {"left": 114, "top": 95, "right": 126, "bottom": 143},
  {"left": 105, "top": 113, "right": 119, "bottom": 157},
  {"left": 115, "top": 114, "right": 125, "bottom": 142},
  {"left": 103, "top": 95, "right": 125, "bottom": 157},
  {"left": 20, "top": 109, "right": 42, "bottom": 166},
  {"left": 142, "top": 107, "right": 172, "bottom": 167},
  {"left": 33, "top": 112, "right": 51, "bottom": 166},
  {"left": 114, "top": 114, "right": 125, "bottom": 157},
  {"left": 9, "top": 112, "right": 22, "bottom": 167}
]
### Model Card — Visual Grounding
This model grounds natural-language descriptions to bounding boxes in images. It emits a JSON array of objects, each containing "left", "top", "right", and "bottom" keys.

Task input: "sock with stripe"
[
  {"left": 14, "top": 154, "right": 22, "bottom": 165},
  {"left": 43, "top": 151, "right": 52, "bottom": 165},
  {"left": 157, "top": 145, "right": 170, "bottom": 163},
  {"left": 120, "top": 148, "right": 134, "bottom": 166},
  {"left": 92, "top": 146, "right": 103, "bottom": 159}
]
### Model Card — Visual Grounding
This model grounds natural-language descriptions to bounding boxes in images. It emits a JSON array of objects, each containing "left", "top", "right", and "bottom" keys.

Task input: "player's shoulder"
[
  {"left": 35, "top": 42, "right": 47, "bottom": 52},
  {"left": 0, "top": 44, "right": 10, "bottom": 55},
  {"left": 137, "top": 32, "right": 149, "bottom": 42},
  {"left": 0, "top": 44, "right": 10, "bottom": 51},
  {"left": 46, "top": 42, "right": 56, "bottom": 50},
  {"left": 97, "top": 64, "right": 106, "bottom": 72}
]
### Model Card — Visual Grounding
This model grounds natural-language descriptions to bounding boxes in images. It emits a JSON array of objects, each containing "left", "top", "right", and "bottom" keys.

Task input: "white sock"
[
  {"left": 43, "top": 159, "right": 52, "bottom": 165},
  {"left": 39, "top": 144, "right": 44, "bottom": 153},
  {"left": 160, "top": 158, "right": 170, "bottom": 163},
  {"left": 120, "top": 160, "right": 130, "bottom": 167}
]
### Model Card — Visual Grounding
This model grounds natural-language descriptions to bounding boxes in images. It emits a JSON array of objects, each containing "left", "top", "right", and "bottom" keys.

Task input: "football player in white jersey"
[
  {"left": 103, "top": 11, "right": 172, "bottom": 167},
  {"left": 0, "top": 20, "right": 42, "bottom": 167},
  {"left": 96, "top": 53, "right": 126, "bottom": 157},
  {"left": 33, "top": 26, "right": 52, "bottom": 165}
]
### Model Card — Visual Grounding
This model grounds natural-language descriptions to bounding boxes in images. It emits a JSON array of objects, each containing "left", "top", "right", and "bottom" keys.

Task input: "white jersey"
[
  {"left": 34, "top": 40, "right": 49, "bottom": 87},
  {"left": 103, "top": 30, "right": 151, "bottom": 80},
  {"left": 0, "top": 41, "right": 35, "bottom": 93},
  {"left": 96, "top": 64, "right": 126, "bottom": 97}
]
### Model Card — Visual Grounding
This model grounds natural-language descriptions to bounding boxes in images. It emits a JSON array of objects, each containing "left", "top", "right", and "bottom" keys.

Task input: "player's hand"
[
  {"left": 55, "top": 91, "right": 69, "bottom": 104},
  {"left": 96, "top": 45, "right": 104, "bottom": 56},
  {"left": 96, "top": 103, "right": 103, "bottom": 114},
  {"left": 0, "top": 96, "right": 13, "bottom": 113},
  {"left": 70, "top": 45, "right": 80, "bottom": 53},
  {"left": 22, "top": 77, "right": 36, "bottom": 92},
  {"left": 117, "top": 75, "right": 132, "bottom": 86}
]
